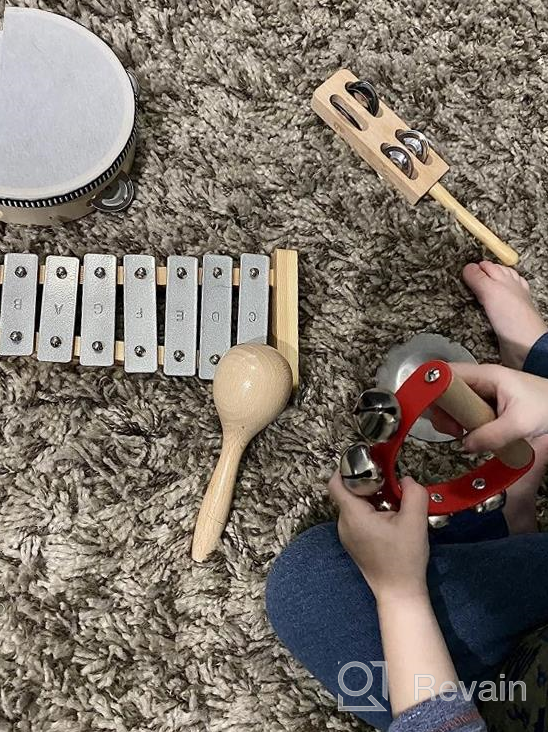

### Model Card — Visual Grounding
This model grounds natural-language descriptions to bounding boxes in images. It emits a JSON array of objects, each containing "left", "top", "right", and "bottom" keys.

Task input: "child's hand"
[
  {"left": 328, "top": 473, "right": 430, "bottom": 602},
  {"left": 450, "top": 362, "right": 548, "bottom": 452}
]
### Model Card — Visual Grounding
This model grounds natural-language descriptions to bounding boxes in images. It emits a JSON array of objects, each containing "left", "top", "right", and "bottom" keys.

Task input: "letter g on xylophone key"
[{"left": 80, "top": 253, "right": 117, "bottom": 367}]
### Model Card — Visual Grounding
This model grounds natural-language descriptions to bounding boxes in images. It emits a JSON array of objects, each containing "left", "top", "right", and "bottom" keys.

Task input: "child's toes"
[
  {"left": 478, "top": 260, "right": 512, "bottom": 281},
  {"left": 463, "top": 262, "right": 490, "bottom": 298}
]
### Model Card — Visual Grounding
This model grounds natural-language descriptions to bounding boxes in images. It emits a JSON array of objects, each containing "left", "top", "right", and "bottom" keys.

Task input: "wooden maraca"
[{"left": 191, "top": 343, "right": 293, "bottom": 562}]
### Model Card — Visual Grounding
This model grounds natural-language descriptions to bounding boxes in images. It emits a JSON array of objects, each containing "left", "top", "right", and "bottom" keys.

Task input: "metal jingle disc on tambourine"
[
  {"left": 0, "top": 7, "right": 138, "bottom": 226},
  {"left": 375, "top": 333, "right": 477, "bottom": 443}
]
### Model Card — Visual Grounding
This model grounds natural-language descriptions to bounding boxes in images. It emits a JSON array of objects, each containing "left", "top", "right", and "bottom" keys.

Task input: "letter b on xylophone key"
[{"left": 0, "top": 253, "right": 39, "bottom": 356}]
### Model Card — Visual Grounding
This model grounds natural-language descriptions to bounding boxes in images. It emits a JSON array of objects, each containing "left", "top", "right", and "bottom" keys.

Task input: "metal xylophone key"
[
  {"left": 0, "top": 253, "right": 39, "bottom": 357},
  {"left": 0, "top": 252, "right": 273, "bottom": 379},
  {"left": 80, "top": 254, "right": 117, "bottom": 368}
]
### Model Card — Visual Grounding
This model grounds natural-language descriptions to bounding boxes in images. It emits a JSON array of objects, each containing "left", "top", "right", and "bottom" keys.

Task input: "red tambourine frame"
[{"left": 369, "top": 360, "right": 535, "bottom": 516}]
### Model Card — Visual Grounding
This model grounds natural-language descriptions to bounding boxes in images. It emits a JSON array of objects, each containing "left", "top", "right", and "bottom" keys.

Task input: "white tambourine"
[{"left": 0, "top": 7, "right": 137, "bottom": 225}]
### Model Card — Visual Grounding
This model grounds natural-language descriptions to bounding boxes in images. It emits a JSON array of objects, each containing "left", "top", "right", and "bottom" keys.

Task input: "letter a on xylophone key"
[{"left": 37, "top": 255, "right": 79, "bottom": 363}]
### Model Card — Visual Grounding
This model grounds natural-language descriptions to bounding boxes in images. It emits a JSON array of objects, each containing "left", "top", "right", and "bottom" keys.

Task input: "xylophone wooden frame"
[{"left": 0, "top": 248, "right": 300, "bottom": 389}]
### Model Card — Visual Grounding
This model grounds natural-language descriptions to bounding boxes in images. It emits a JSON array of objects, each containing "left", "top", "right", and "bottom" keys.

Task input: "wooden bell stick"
[
  {"left": 312, "top": 69, "right": 520, "bottom": 266},
  {"left": 191, "top": 343, "right": 293, "bottom": 562}
]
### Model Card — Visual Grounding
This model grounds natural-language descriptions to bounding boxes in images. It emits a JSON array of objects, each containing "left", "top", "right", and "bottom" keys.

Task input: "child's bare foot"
[
  {"left": 503, "top": 435, "right": 548, "bottom": 534},
  {"left": 463, "top": 261, "right": 548, "bottom": 370}
]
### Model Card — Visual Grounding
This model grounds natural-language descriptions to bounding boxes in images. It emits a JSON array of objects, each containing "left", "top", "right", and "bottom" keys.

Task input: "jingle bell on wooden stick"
[{"left": 312, "top": 69, "right": 519, "bottom": 266}]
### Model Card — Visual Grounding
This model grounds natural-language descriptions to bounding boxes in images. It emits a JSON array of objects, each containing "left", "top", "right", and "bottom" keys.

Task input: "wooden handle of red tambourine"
[{"left": 435, "top": 372, "right": 533, "bottom": 469}]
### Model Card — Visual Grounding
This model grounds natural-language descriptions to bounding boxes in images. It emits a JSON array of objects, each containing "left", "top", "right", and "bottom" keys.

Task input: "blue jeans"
[{"left": 266, "top": 333, "right": 548, "bottom": 731}]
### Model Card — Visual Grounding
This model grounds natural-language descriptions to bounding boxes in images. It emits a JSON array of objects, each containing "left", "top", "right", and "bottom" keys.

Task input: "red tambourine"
[{"left": 366, "top": 360, "right": 534, "bottom": 517}]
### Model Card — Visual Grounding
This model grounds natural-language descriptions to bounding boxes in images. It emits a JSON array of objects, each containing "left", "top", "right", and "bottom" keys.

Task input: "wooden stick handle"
[
  {"left": 191, "top": 439, "right": 244, "bottom": 562},
  {"left": 428, "top": 182, "right": 519, "bottom": 266},
  {"left": 435, "top": 372, "right": 533, "bottom": 469}
]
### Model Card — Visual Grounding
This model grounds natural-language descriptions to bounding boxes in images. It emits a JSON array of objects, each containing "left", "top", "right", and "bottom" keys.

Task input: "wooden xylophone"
[
  {"left": 312, "top": 69, "right": 519, "bottom": 266},
  {"left": 0, "top": 248, "right": 299, "bottom": 387}
]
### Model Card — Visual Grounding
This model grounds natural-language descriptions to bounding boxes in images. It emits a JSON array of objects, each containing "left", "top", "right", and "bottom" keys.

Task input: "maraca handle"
[
  {"left": 191, "top": 439, "right": 244, "bottom": 562},
  {"left": 435, "top": 372, "right": 533, "bottom": 469}
]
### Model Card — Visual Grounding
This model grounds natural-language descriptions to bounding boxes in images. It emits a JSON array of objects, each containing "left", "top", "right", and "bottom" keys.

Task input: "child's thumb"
[{"left": 399, "top": 477, "right": 430, "bottom": 519}]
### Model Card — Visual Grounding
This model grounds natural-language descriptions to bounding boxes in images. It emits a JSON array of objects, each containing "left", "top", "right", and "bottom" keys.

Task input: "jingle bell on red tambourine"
[{"left": 339, "top": 361, "right": 535, "bottom": 528}]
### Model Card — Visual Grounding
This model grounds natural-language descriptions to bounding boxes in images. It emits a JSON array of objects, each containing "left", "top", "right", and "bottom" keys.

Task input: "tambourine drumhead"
[
  {"left": 376, "top": 333, "right": 478, "bottom": 443},
  {"left": 0, "top": 8, "right": 135, "bottom": 205}
]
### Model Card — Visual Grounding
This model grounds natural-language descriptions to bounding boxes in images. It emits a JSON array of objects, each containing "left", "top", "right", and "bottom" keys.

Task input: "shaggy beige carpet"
[{"left": 1, "top": 0, "right": 548, "bottom": 730}]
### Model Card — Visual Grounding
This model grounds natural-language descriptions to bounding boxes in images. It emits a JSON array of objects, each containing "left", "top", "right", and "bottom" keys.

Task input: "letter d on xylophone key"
[{"left": 198, "top": 254, "right": 233, "bottom": 380}]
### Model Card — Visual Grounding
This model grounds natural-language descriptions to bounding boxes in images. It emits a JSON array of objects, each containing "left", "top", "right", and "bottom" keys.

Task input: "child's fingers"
[
  {"left": 328, "top": 471, "right": 375, "bottom": 513},
  {"left": 449, "top": 362, "right": 502, "bottom": 402},
  {"left": 399, "top": 477, "right": 429, "bottom": 521},
  {"left": 429, "top": 405, "right": 464, "bottom": 438},
  {"left": 463, "top": 415, "right": 526, "bottom": 454}
]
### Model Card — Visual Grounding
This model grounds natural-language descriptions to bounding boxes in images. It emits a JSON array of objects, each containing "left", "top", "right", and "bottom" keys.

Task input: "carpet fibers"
[{"left": 1, "top": 0, "right": 548, "bottom": 730}]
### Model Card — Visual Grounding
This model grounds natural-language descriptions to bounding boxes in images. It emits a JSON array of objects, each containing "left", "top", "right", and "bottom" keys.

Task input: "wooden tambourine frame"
[
  {"left": 369, "top": 360, "right": 534, "bottom": 515},
  {"left": 0, "top": 6, "right": 137, "bottom": 225}
]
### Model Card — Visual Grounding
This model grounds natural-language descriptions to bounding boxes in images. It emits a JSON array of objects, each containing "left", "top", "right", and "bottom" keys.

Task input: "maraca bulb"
[
  {"left": 213, "top": 343, "right": 293, "bottom": 445},
  {"left": 354, "top": 388, "right": 401, "bottom": 444},
  {"left": 339, "top": 442, "right": 384, "bottom": 496}
]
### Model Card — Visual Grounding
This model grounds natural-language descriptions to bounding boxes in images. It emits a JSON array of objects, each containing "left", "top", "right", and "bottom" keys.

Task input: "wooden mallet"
[
  {"left": 191, "top": 343, "right": 293, "bottom": 562},
  {"left": 312, "top": 69, "right": 519, "bottom": 266}
]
